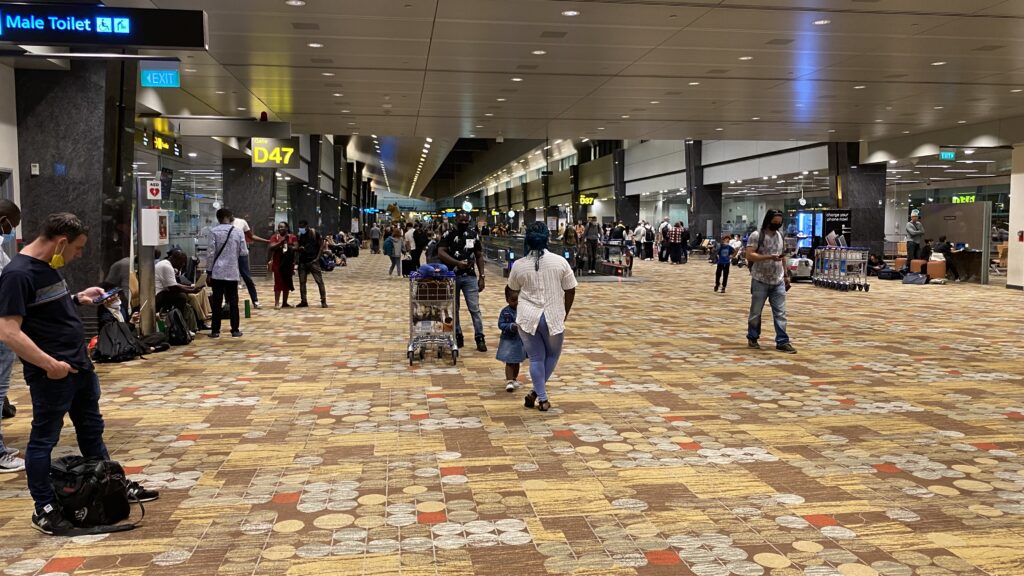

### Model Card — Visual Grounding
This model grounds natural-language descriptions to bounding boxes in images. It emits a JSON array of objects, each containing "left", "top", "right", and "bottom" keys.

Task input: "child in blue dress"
[{"left": 496, "top": 290, "right": 527, "bottom": 393}]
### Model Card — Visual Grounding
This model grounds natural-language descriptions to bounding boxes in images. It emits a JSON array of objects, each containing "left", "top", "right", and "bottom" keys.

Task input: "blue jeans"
[
  {"left": 26, "top": 370, "right": 109, "bottom": 513},
  {"left": 238, "top": 254, "right": 259, "bottom": 303},
  {"left": 0, "top": 341, "right": 14, "bottom": 454},
  {"left": 747, "top": 279, "right": 789, "bottom": 345},
  {"left": 454, "top": 275, "right": 484, "bottom": 342},
  {"left": 518, "top": 314, "right": 565, "bottom": 402}
]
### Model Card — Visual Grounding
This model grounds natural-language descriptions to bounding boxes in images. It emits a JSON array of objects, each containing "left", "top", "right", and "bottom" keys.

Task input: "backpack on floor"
[
  {"left": 320, "top": 253, "right": 336, "bottom": 272},
  {"left": 167, "top": 308, "right": 193, "bottom": 346},
  {"left": 141, "top": 332, "right": 170, "bottom": 353},
  {"left": 877, "top": 268, "right": 903, "bottom": 281},
  {"left": 50, "top": 456, "right": 144, "bottom": 533},
  {"left": 92, "top": 322, "right": 147, "bottom": 363}
]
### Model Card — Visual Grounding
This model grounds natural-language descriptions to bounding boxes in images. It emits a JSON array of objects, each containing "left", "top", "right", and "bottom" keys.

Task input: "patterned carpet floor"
[{"left": 0, "top": 252, "right": 1022, "bottom": 576}]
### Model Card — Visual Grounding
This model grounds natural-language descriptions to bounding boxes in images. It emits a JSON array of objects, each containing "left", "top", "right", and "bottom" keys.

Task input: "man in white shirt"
[
  {"left": 230, "top": 214, "right": 268, "bottom": 309},
  {"left": 403, "top": 223, "right": 416, "bottom": 258},
  {"left": 155, "top": 249, "right": 202, "bottom": 322}
]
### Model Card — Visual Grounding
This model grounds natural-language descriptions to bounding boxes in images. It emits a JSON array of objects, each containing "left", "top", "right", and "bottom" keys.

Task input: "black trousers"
[
  {"left": 210, "top": 279, "right": 240, "bottom": 334},
  {"left": 670, "top": 243, "right": 682, "bottom": 263},
  {"left": 643, "top": 242, "right": 654, "bottom": 260},
  {"left": 155, "top": 290, "right": 188, "bottom": 314},
  {"left": 410, "top": 249, "right": 423, "bottom": 267},
  {"left": 371, "top": 238, "right": 380, "bottom": 253},
  {"left": 715, "top": 263, "right": 731, "bottom": 289},
  {"left": 906, "top": 241, "right": 920, "bottom": 265},
  {"left": 586, "top": 239, "right": 599, "bottom": 271}
]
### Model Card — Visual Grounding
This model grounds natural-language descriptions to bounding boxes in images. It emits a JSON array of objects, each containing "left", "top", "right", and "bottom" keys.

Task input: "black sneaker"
[
  {"left": 476, "top": 338, "right": 487, "bottom": 353},
  {"left": 776, "top": 343, "right": 797, "bottom": 354},
  {"left": 321, "top": 301, "right": 328, "bottom": 308},
  {"left": 747, "top": 339, "right": 760, "bottom": 349},
  {"left": 231, "top": 330, "right": 243, "bottom": 338},
  {"left": 126, "top": 480, "right": 160, "bottom": 503},
  {"left": 714, "top": 286, "right": 719, "bottom": 292},
  {"left": 455, "top": 334, "right": 465, "bottom": 349},
  {"left": 296, "top": 301, "right": 309, "bottom": 308},
  {"left": 209, "top": 332, "right": 221, "bottom": 339},
  {"left": 32, "top": 503, "right": 74, "bottom": 536}
]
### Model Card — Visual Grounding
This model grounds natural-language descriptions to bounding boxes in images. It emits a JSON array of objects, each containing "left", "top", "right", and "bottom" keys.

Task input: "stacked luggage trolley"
[
  {"left": 407, "top": 269, "right": 459, "bottom": 366},
  {"left": 812, "top": 247, "right": 871, "bottom": 292}
]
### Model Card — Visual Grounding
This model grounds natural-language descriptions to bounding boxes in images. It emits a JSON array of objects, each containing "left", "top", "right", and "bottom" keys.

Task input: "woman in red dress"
[{"left": 269, "top": 221, "right": 297, "bottom": 308}]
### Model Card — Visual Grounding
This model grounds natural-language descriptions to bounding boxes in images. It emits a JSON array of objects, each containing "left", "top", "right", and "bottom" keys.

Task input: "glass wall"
[{"left": 133, "top": 148, "right": 223, "bottom": 260}]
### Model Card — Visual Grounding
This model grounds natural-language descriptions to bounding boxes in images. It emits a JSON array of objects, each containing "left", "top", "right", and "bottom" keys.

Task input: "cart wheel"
[
  {"left": 437, "top": 348, "right": 444, "bottom": 359},
  {"left": 451, "top": 350, "right": 458, "bottom": 366},
  {"left": 864, "top": 283, "right": 870, "bottom": 292}
]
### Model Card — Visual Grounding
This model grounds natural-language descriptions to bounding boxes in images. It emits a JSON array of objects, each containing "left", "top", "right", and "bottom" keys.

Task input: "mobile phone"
[{"left": 92, "top": 288, "right": 121, "bottom": 304}]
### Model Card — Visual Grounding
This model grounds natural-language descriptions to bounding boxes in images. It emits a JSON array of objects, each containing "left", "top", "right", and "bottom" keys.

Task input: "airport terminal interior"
[{"left": 0, "top": 1, "right": 1023, "bottom": 575}]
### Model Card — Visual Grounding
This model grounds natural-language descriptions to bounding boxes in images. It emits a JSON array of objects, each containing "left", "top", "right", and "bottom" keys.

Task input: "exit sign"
[
  {"left": 939, "top": 150, "right": 956, "bottom": 161},
  {"left": 141, "top": 68, "right": 179, "bottom": 88}
]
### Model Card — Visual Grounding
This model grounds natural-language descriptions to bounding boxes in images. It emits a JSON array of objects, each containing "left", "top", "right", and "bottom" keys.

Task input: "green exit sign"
[
  {"left": 939, "top": 150, "right": 956, "bottom": 161},
  {"left": 952, "top": 194, "right": 976, "bottom": 204}
]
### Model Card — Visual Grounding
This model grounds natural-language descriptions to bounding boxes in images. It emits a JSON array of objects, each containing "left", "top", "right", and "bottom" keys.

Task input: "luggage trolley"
[
  {"left": 812, "top": 247, "right": 870, "bottom": 292},
  {"left": 407, "top": 270, "right": 459, "bottom": 366}
]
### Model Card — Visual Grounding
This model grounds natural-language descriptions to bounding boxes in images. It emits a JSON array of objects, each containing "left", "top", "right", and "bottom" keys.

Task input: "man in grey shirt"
[
  {"left": 745, "top": 209, "right": 796, "bottom": 354},
  {"left": 206, "top": 208, "right": 246, "bottom": 338},
  {"left": 369, "top": 223, "right": 382, "bottom": 254},
  {"left": 905, "top": 209, "right": 924, "bottom": 265}
]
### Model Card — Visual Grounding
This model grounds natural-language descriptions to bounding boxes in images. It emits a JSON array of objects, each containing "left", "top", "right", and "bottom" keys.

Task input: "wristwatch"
[{"left": 71, "top": 293, "right": 80, "bottom": 306}]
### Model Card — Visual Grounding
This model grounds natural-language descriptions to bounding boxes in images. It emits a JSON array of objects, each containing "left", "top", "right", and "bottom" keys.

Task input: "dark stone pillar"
[
  {"left": 570, "top": 164, "right": 582, "bottom": 224},
  {"left": 691, "top": 183, "right": 722, "bottom": 240},
  {"left": 831, "top": 143, "right": 885, "bottom": 255},
  {"left": 613, "top": 148, "right": 637, "bottom": 225},
  {"left": 223, "top": 158, "right": 275, "bottom": 266},
  {"left": 322, "top": 195, "right": 340, "bottom": 234},
  {"left": 16, "top": 59, "right": 137, "bottom": 290}
]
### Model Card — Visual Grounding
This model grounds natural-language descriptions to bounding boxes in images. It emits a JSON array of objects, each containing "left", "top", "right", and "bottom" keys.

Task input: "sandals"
[{"left": 523, "top": 391, "right": 552, "bottom": 412}]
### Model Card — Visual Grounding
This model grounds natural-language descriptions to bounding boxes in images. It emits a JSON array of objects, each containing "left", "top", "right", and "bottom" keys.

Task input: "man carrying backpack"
[
  {"left": 296, "top": 220, "right": 328, "bottom": 308},
  {"left": 745, "top": 209, "right": 796, "bottom": 354},
  {"left": 0, "top": 213, "right": 158, "bottom": 535}
]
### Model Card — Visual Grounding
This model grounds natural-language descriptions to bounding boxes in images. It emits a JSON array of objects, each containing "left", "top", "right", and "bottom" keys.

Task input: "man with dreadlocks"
[{"left": 505, "top": 222, "right": 577, "bottom": 412}]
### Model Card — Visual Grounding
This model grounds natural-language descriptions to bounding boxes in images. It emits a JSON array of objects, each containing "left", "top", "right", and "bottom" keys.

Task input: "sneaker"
[
  {"left": 476, "top": 339, "right": 487, "bottom": 353},
  {"left": 455, "top": 334, "right": 465, "bottom": 349},
  {"left": 714, "top": 286, "right": 719, "bottom": 292},
  {"left": 0, "top": 452, "right": 25, "bottom": 473},
  {"left": 209, "top": 332, "right": 221, "bottom": 339},
  {"left": 3, "top": 447, "right": 19, "bottom": 457},
  {"left": 282, "top": 303, "right": 293, "bottom": 308},
  {"left": 32, "top": 503, "right": 74, "bottom": 536},
  {"left": 776, "top": 343, "right": 798, "bottom": 354},
  {"left": 126, "top": 480, "right": 160, "bottom": 503},
  {"left": 505, "top": 380, "right": 516, "bottom": 393},
  {"left": 231, "top": 330, "right": 243, "bottom": 338},
  {"left": 296, "top": 301, "right": 309, "bottom": 308},
  {"left": 747, "top": 339, "right": 760, "bottom": 349},
  {"left": 253, "top": 301, "right": 262, "bottom": 309}
]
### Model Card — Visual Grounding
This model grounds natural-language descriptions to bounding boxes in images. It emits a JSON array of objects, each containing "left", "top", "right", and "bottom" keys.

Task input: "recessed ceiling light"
[
  {"left": 308, "top": 42, "right": 323, "bottom": 48},
  {"left": 621, "top": 115, "right": 630, "bottom": 119},
  {"left": 475, "top": 125, "right": 484, "bottom": 128},
  {"left": 215, "top": 90, "right": 225, "bottom": 95},
  {"left": 738, "top": 56, "right": 753, "bottom": 61},
  {"left": 341, "top": 109, "right": 350, "bottom": 113},
  {"left": 853, "top": 85, "right": 866, "bottom": 89},
  {"left": 285, "top": 0, "right": 305, "bottom": 5},
  {"left": 715, "top": 127, "right": 724, "bottom": 131},
  {"left": 531, "top": 50, "right": 547, "bottom": 55},
  {"left": 321, "top": 72, "right": 334, "bottom": 76},
  {"left": 957, "top": 120, "right": 967, "bottom": 124},
  {"left": 933, "top": 106, "right": 944, "bottom": 110},
  {"left": 1012, "top": 89, "right": 1023, "bottom": 93},
  {"left": 426, "top": 138, "right": 433, "bottom": 142},
  {"left": 689, "top": 82, "right": 701, "bottom": 86},
  {"left": 333, "top": 92, "right": 342, "bottom": 97},
  {"left": 561, "top": 10, "right": 580, "bottom": 17},
  {"left": 828, "top": 129, "right": 836, "bottom": 133},
  {"left": 875, "top": 119, "right": 884, "bottom": 122},
  {"left": 751, "top": 117, "right": 760, "bottom": 120},
  {"left": 184, "top": 68, "right": 197, "bottom": 73},
  {"left": 496, "top": 97, "right": 507, "bottom": 102},
  {"left": 649, "top": 100, "right": 660, "bottom": 104},
  {"left": 902, "top": 130, "right": 911, "bottom": 134},
  {"left": 931, "top": 61, "right": 947, "bottom": 66},
  {"left": 484, "top": 113, "right": 494, "bottom": 117},
  {"left": 889, "top": 159, "right": 898, "bottom": 164},
  {"left": 511, "top": 77, "right": 523, "bottom": 82},
  {"left": 188, "top": 152, "right": 198, "bottom": 158},
  {"left": 597, "top": 127, "right": 605, "bottom": 130},
  {"left": 237, "top": 107, "right": 247, "bottom": 111},
  {"left": 813, "top": 19, "right": 831, "bottom": 26}
]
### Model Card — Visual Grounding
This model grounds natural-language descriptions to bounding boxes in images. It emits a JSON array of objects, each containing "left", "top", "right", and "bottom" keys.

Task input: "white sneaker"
[
  {"left": 0, "top": 453, "right": 25, "bottom": 473},
  {"left": 505, "top": 380, "right": 519, "bottom": 392},
  {"left": 253, "top": 301, "right": 262, "bottom": 309},
  {"left": 3, "top": 447, "right": 19, "bottom": 457}
]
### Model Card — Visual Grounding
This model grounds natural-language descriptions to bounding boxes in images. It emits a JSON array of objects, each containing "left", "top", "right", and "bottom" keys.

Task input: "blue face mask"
[
  {"left": 298, "top": 228, "right": 307, "bottom": 235},
  {"left": 0, "top": 218, "right": 14, "bottom": 245}
]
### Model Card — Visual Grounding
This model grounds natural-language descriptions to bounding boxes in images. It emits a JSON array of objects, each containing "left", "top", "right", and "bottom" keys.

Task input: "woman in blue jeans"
[{"left": 506, "top": 223, "right": 578, "bottom": 412}]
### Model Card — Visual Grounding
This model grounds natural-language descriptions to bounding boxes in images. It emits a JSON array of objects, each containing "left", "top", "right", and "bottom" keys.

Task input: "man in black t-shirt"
[
  {"left": 438, "top": 211, "right": 487, "bottom": 352},
  {"left": 295, "top": 220, "right": 328, "bottom": 308},
  {"left": 411, "top": 222, "right": 428, "bottom": 267},
  {"left": 0, "top": 213, "right": 158, "bottom": 535}
]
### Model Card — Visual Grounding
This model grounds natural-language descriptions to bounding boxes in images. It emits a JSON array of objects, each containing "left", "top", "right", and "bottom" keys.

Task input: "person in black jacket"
[{"left": 296, "top": 220, "right": 328, "bottom": 308}]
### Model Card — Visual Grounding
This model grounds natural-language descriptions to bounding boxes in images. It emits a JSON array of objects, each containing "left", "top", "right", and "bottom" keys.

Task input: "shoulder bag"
[{"left": 205, "top": 227, "right": 235, "bottom": 284}]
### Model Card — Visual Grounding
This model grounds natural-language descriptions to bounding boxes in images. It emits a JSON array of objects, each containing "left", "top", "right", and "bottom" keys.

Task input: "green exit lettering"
[{"left": 952, "top": 195, "right": 975, "bottom": 204}]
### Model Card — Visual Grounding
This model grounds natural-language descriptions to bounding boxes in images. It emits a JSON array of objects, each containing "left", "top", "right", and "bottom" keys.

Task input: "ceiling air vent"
[
  {"left": 311, "top": 58, "right": 333, "bottom": 64},
  {"left": 706, "top": 69, "right": 729, "bottom": 74},
  {"left": 292, "top": 22, "right": 320, "bottom": 30},
  {"left": 517, "top": 64, "right": 538, "bottom": 70},
  {"left": 766, "top": 38, "right": 794, "bottom": 46},
  {"left": 973, "top": 45, "right": 1004, "bottom": 52},
  {"left": 539, "top": 30, "right": 568, "bottom": 38},
  {"left": 884, "top": 73, "right": 907, "bottom": 79}
]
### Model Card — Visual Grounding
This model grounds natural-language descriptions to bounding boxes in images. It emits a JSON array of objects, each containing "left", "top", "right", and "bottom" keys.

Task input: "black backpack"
[
  {"left": 92, "top": 322, "right": 147, "bottom": 363},
  {"left": 167, "top": 308, "right": 193, "bottom": 346},
  {"left": 50, "top": 456, "right": 144, "bottom": 533}
]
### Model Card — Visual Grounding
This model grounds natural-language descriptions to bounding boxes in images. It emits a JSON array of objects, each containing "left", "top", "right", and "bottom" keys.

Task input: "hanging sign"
[
  {"left": 251, "top": 137, "right": 300, "bottom": 169},
  {"left": 146, "top": 179, "right": 161, "bottom": 200},
  {"left": 579, "top": 193, "right": 597, "bottom": 206},
  {"left": 0, "top": 3, "right": 208, "bottom": 50}
]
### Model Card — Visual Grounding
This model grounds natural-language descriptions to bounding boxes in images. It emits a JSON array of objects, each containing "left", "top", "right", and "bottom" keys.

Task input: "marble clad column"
[{"left": 223, "top": 158, "right": 275, "bottom": 266}]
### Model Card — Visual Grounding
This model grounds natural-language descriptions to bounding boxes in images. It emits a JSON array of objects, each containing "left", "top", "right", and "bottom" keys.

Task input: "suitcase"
[
  {"left": 344, "top": 244, "right": 359, "bottom": 258},
  {"left": 401, "top": 259, "right": 416, "bottom": 277}
]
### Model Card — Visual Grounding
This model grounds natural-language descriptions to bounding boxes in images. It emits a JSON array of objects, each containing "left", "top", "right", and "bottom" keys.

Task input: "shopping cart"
[{"left": 407, "top": 270, "right": 459, "bottom": 366}]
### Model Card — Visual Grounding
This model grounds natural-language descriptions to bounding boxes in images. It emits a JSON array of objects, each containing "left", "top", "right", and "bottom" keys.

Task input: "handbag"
[{"left": 205, "top": 227, "right": 235, "bottom": 284}]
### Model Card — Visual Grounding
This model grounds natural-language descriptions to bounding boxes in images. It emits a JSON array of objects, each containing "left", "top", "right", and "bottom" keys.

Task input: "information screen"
[{"left": 0, "top": 3, "right": 207, "bottom": 50}]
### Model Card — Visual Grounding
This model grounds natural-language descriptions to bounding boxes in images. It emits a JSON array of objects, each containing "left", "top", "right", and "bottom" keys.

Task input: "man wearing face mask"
[
  {"left": 0, "top": 213, "right": 159, "bottom": 535},
  {"left": 438, "top": 211, "right": 488, "bottom": 352},
  {"left": 745, "top": 209, "right": 796, "bottom": 354},
  {"left": 0, "top": 199, "right": 25, "bottom": 474}
]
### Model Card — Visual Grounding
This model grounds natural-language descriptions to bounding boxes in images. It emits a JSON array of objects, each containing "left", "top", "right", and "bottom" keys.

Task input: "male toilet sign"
[{"left": 146, "top": 179, "right": 162, "bottom": 200}]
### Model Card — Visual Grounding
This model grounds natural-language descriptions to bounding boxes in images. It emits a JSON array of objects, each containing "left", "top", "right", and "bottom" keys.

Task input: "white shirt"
[
  {"left": 154, "top": 259, "right": 178, "bottom": 295},
  {"left": 232, "top": 217, "right": 252, "bottom": 254},
  {"left": 506, "top": 249, "right": 578, "bottom": 336},
  {"left": 404, "top": 229, "right": 416, "bottom": 251}
]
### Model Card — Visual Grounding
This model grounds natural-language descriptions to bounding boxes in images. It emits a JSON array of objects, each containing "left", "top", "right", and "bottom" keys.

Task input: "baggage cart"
[
  {"left": 407, "top": 270, "right": 458, "bottom": 366},
  {"left": 812, "top": 247, "right": 870, "bottom": 292}
]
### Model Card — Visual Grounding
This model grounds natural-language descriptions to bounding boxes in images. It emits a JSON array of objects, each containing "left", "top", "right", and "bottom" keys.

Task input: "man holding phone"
[
  {"left": 0, "top": 213, "right": 158, "bottom": 535},
  {"left": 745, "top": 209, "right": 796, "bottom": 354}
]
